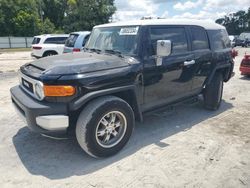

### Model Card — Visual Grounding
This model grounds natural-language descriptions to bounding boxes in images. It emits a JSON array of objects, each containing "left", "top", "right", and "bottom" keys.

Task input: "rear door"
[
  {"left": 188, "top": 26, "right": 212, "bottom": 92},
  {"left": 54, "top": 37, "right": 68, "bottom": 54}
]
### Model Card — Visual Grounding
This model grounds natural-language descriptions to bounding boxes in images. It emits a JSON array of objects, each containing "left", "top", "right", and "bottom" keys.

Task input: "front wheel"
[
  {"left": 76, "top": 96, "right": 135, "bottom": 158},
  {"left": 203, "top": 72, "right": 223, "bottom": 110}
]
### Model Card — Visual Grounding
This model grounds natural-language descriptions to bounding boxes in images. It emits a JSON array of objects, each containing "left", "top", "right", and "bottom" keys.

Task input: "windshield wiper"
[{"left": 104, "top": 49, "right": 124, "bottom": 58}]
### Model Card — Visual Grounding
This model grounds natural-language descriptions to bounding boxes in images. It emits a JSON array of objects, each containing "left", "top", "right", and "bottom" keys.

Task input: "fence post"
[
  {"left": 8, "top": 36, "right": 11, "bottom": 48},
  {"left": 25, "top": 37, "right": 28, "bottom": 48}
]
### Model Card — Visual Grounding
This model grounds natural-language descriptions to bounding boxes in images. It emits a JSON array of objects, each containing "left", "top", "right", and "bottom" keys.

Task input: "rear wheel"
[
  {"left": 203, "top": 72, "right": 223, "bottom": 110},
  {"left": 76, "top": 96, "right": 135, "bottom": 158}
]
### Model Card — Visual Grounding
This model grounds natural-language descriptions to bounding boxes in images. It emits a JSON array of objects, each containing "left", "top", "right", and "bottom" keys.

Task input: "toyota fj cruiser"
[{"left": 10, "top": 19, "right": 234, "bottom": 158}]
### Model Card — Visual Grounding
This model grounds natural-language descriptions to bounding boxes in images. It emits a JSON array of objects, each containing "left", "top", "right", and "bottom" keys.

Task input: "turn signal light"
[{"left": 44, "top": 85, "right": 76, "bottom": 97}]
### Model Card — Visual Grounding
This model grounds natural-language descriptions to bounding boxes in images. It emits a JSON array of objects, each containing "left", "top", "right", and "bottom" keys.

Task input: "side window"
[
  {"left": 44, "top": 37, "right": 67, "bottom": 44},
  {"left": 44, "top": 37, "right": 56, "bottom": 44},
  {"left": 221, "top": 30, "right": 231, "bottom": 48},
  {"left": 32, "top": 37, "right": 41, "bottom": 44},
  {"left": 208, "top": 30, "right": 231, "bottom": 50},
  {"left": 150, "top": 27, "right": 188, "bottom": 55},
  {"left": 54, "top": 37, "right": 67, "bottom": 44},
  {"left": 190, "top": 27, "right": 209, "bottom": 50}
]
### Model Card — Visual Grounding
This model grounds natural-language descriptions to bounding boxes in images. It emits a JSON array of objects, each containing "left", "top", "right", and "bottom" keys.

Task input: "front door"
[{"left": 142, "top": 26, "right": 195, "bottom": 111}]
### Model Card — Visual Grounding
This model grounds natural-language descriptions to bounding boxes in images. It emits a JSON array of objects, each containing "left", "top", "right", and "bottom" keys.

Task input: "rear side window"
[
  {"left": 208, "top": 29, "right": 231, "bottom": 50},
  {"left": 150, "top": 27, "right": 188, "bottom": 55},
  {"left": 190, "top": 27, "right": 209, "bottom": 50},
  {"left": 65, "top": 34, "right": 79, "bottom": 47},
  {"left": 44, "top": 37, "right": 68, "bottom": 44},
  {"left": 32, "top": 37, "right": 41, "bottom": 44}
]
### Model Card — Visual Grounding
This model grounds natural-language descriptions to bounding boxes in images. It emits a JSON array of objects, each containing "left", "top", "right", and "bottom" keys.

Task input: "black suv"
[{"left": 10, "top": 19, "right": 234, "bottom": 158}]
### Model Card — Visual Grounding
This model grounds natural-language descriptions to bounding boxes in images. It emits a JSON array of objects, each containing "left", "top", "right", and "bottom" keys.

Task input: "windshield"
[
  {"left": 65, "top": 34, "right": 79, "bottom": 47},
  {"left": 85, "top": 26, "right": 140, "bottom": 56}
]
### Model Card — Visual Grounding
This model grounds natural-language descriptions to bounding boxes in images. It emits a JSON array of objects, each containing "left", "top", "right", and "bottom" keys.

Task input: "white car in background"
[
  {"left": 31, "top": 34, "right": 69, "bottom": 58},
  {"left": 229, "top": 35, "right": 236, "bottom": 47}
]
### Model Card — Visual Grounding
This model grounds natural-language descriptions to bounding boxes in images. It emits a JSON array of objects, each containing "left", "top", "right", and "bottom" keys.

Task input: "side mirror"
[
  {"left": 156, "top": 40, "right": 172, "bottom": 66},
  {"left": 156, "top": 40, "right": 172, "bottom": 57}
]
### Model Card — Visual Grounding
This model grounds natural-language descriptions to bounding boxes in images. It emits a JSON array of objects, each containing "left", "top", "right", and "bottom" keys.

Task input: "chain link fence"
[{"left": 0, "top": 37, "right": 33, "bottom": 48}]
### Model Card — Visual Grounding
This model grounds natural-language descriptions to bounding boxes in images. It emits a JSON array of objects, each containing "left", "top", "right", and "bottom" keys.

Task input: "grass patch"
[{"left": 0, "top": 48, "right": 31, "bottom": 53}]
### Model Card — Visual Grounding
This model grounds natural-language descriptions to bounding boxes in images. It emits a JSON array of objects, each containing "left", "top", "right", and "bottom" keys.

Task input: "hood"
[{"left": 26, "top": 52, "right": 129, "bottom": 75}]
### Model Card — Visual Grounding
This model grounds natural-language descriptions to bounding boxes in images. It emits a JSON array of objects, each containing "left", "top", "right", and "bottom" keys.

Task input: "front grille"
[
  {"left": 18, "top": 71, "right": 44, "bottom": 101},
  {"left": 21, "top": 78, "right": 34, "bottom": 93}
]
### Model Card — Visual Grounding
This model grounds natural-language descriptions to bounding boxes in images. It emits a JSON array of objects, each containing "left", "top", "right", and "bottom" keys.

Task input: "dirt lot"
[{"left": 0, "top": 48, "right": 250, "bottom": 188}]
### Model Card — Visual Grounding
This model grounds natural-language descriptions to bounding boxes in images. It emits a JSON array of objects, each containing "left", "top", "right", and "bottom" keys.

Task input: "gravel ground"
[
  {"left": 0, "top": 51, "right": 32, "bottom": 73},
  {"left": 0, "top": 48, "right": 250, "bottom": 188}
]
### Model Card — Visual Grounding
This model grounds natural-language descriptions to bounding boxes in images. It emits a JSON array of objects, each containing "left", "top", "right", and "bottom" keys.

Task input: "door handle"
[{"left": 184, "top": 60, "right": 195, "bottom": 66}]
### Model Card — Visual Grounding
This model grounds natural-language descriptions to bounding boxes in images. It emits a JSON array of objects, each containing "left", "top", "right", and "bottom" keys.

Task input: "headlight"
[{"left": 34, "top": 82, "right": 44, "bottom": 100}]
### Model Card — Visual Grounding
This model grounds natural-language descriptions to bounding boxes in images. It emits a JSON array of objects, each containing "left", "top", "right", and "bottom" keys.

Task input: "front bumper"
[{"left": 10, "top": 85, "right": 69, "bottom": 137}]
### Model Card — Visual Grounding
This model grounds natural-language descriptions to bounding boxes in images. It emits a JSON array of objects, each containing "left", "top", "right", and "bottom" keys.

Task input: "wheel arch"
[
  {"left": 69, "top": 85, "right": 143, "bottom": 123},
  {"left": 205, "top": 63, "right": 233, "bottom": 86},
  {"left": 42, "top": 50, "right": 58, "bottom": 57}
]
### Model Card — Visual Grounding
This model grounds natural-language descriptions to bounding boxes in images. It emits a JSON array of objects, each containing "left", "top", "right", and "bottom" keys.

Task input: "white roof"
[
  {"left": 95, "top": 19, "right": 225, "bottom": 30},
  {"left": 34, "top": 34, "right": 69, "bottom": 38}
]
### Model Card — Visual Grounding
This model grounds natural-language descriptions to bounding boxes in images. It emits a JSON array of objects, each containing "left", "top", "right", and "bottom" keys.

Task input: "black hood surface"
[{"left": 28, "top": 52, "right": 129, "bottom": 75}]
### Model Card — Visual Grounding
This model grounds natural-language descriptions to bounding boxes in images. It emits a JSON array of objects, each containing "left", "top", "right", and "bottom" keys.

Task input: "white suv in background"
[{"left": 31, "top": 34, "right": 69, "bottom": 58}]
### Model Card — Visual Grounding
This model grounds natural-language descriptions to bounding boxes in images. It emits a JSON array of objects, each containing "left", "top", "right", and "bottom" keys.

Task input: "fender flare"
[
  {"left": 205, "top": 63, "right": 233, "bottom": 85},
  {"left": 69, "top": 85, "right": 143, "bottom": 122}
]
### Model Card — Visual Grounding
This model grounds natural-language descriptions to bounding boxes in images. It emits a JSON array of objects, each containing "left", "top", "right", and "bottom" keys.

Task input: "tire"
[
  {"left": 76, "top": 96, "right": 135, "bottom": 158},
  {"left": 203, "top": 72, "right": 223, "bottom": 110},
  {"left": 43, "top": 51, "right": 57, "bottom": 57}
]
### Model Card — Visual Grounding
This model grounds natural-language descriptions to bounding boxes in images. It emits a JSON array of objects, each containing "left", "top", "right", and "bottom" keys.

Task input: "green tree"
[
  {"left": 42, "top": 0, "right": 68, "bottom": 29},
  {"left": 0, "top": 0, "right": 43, "bottom": 36},
  {"left": 0, "top": 0, "right": 116, "bottom": 36},
  {"left": 41, "top": 18, "right": 56, "bottom": 34},
  {"left": 13, "top": 10, "right": 43, "bottom": 36},
  {"left": 63, "top": 0, "right": 116, "bottom": 33},
  {"left": 216, "top": 9, "right": 250, "bottom": 35}
]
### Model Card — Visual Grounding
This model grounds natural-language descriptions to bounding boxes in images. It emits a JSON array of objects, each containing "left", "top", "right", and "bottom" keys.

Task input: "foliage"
[
  {"left": 63, "top": 0, "right": 116, "bottom": 33},
  {"left": 41, "top": 18, "right": 56, "bottom": 34},
  {"left": 0, "top": 0, "right": 116, "bottom": 36},
  {"left": 216, "top": 8, "right": 250, "bottom": 35},
  {"left": 13, "top": 10, "right": 43, "bottom": 36}
]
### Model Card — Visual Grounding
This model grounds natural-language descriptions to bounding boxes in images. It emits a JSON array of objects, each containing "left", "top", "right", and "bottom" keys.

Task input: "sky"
[{"left": 113, "top": 0, "right": 250, "bottom": 21}]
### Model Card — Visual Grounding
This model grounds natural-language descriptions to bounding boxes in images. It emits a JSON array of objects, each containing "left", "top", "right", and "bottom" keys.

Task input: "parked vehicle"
[
  {"left": 11, "top": 19, "right": 234, "bottom": 158},
  {"left": 235, "top": 32, "right": 250, "bottom": 47},
  {"left": 31, "top": 34, "right": 69, "bottom": 58},
  {"left": 243, "top": 38, "right": 250, "bottom": 47},
  {"left": 240, "top": 54, "right": 250, "bottom": 76},
  {"left": 63, "top": 31, "right": 91, "bottom": 53},
  {"left": 229, "top": 35, "right": 236, "bottom": 47}
]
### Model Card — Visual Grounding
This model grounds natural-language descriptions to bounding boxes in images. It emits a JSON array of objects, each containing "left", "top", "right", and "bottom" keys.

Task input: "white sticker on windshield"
[{"left": 119, "top": 27, "right": 139, "bottom": 35}]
